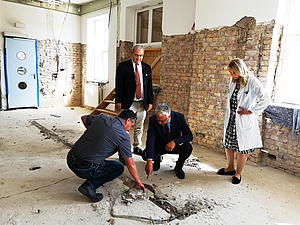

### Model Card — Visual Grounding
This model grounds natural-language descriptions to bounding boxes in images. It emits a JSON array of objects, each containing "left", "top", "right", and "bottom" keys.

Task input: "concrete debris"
[
  {"left": 121, "top": 188, "right": 146, "bottom": 206},
  {"left": 184, "top": 155, "right": 202, "bottom": 169}
]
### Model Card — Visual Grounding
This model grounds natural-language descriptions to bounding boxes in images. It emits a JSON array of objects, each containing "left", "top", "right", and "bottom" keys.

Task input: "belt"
[
  {"left": 70, "top": 149, "right": 98, "bottom": 167},
  {"left": 75, "top": 158, "right": 98, "bottom": 167}
]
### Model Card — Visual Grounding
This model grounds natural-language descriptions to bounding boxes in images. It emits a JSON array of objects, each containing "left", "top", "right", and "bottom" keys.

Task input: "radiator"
[{"left": 85, "top": 83, "right": 103, "bottom": 107}]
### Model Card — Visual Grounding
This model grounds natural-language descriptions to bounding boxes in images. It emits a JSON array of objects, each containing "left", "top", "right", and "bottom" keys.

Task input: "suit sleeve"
[
  {"left": 145, "top": 117, "right": 156, "bottom": 159},
  {"left": 173, "top": 114, "right": 193, "bottom": 146},
  {"left": 115, "top": 63, "right": 123, "bottom": 104}
]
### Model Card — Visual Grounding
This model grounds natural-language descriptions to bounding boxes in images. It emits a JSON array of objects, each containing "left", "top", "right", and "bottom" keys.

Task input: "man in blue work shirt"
[{"left": 67, "top": 110, "right": 145, "bottom": 202}]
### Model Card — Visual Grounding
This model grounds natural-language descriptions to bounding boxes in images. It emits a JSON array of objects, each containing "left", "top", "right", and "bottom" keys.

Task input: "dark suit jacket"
[
  {"left": 145, "top": 111, "right": 193, "bottom": 159},
  {"left": 115, "top": 59, "right": 153, "bottom": 110}
]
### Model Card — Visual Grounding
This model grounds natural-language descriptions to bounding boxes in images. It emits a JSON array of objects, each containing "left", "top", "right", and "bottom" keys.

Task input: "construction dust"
[{"left": 30, "top": 120, "right": 74, "bottom": 148}]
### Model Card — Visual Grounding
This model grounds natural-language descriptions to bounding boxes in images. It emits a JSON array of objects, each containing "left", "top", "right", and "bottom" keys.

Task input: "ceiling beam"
[
  {"left": 3, "top": 0, "right": 118, "bottom": 16},
  {"left": 80, "top": 0, "right": 118, "bottom": 15},
  {"left": 3, "top": 0, "right": 81, "bottom": 15}
]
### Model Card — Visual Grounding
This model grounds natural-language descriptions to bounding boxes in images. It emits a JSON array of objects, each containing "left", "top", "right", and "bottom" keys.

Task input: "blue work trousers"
[{"left": 67, "top": 150, "right": 124, "bottom": 190}]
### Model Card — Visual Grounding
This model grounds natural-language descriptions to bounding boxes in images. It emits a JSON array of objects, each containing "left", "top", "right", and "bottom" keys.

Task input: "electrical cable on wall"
[
  {"left": 58, "top": 0, "right": 71, "bottom": 42},
  {"left": 108, "top": 0, "right": 112, "bottom": 28},
  {"left": 49, "top": 0, "right": 71, "bottom": 73}
]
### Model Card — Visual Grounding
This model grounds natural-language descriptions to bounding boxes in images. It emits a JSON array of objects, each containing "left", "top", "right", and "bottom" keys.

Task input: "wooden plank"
[
  {"left": 103, "top": 100, "right": 115, "bottom": 104},
  {"left": 151, "top": 55, "right": 161, "bottom": 69},
  {"left": 94, "top": 109, "right": 119, "bottom": 117}
]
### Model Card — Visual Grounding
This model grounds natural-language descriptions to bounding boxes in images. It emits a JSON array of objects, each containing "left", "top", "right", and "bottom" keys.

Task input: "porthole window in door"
[
  {"left": 18, "top": 82, "right": 27, "bottom": 90},
  {"left": 17, "top": 66, "right": 27, "bottom": 75},
  {"left": 16, "top": 51, "right": 26, "bottom": 61}
]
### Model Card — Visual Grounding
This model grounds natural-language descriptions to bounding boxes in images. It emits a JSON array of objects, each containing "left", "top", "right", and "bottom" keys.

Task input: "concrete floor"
[{"left": 0, "top": 107, "right": 299, "bottom": 225}]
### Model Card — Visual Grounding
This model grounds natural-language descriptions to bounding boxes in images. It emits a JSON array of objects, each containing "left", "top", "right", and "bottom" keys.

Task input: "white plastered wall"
[
  {"left": 162, "top": 0, "right": 196, "bottom": 36},
  {"left": 194, "top": 0, "right": 280, "bottom": 30},
  {"left": 0, "top": 1, "right": 81, "bottom": 109}
]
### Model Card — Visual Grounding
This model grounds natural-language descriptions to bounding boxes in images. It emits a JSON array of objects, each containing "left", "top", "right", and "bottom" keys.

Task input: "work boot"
[{"left": 78, "top": 181, "right": 103, "bottom": 202}]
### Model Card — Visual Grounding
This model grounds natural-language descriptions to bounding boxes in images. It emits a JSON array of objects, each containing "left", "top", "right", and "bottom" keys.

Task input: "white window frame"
[
  {"left": 275, "top": 0, "right": 300, "bottom": 106},
  {"left": 87, "top": 14, "right": 109, "bottom": 83},
  {"left": 134, "top": 4, "right": 163, "bottom": 48}
]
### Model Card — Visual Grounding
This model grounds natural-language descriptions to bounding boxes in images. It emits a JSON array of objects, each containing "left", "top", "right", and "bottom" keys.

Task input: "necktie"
[
  {"left": 165, "top": 124, "right": 170, "bottom": 141},
  {"left": 135, "top": 63, "right": 142, "bottom": 99}
]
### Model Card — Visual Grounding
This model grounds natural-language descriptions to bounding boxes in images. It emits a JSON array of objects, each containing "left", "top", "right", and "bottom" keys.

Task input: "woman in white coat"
[{"left": 217, "top": 58, "right": 271, "bottom": 184}]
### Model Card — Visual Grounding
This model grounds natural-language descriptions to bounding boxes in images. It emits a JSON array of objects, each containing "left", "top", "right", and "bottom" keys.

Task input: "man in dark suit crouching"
[{"left": 142, "top": 104, "right": 193, "bottom": 179}]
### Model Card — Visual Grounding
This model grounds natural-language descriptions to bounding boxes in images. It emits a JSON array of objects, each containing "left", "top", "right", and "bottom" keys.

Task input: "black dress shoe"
[
  {"left": 232, "top": 175, "right": 241, "bottom": 184},
  {"left": 133, "top": 147, "right": 143, "bottom": 156},
  {"left": 217, "top": 168, "right": 236, "bottom": 175},
  {"left": 174, "top": 165, "right": 185, "bottom": 179},
  {"left": 153, "top": 155, "right": 162, "bottom": 171},
  {"left": 78, "top": 182, "right": 103, "bottom": 202},
  {"left": 153, "top": 160, "right": 160, "bottom": 171}
]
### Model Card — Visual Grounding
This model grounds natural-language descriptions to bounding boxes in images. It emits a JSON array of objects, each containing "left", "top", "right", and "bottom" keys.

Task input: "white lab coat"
[{"left": 223, "top": 75, "right": 271, "bottom": 151}]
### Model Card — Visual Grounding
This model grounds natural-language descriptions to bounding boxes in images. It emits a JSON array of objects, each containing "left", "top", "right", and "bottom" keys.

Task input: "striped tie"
[{"left": 135, "top": 63, "right": 142, "bottom": 99}]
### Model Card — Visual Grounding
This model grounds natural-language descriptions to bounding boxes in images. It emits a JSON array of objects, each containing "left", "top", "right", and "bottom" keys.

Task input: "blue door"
[{"left": 4, "top": 37, "right": 39, "bottom": 109}]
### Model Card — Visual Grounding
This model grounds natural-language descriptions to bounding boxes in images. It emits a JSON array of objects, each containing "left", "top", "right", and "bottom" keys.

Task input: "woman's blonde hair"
[{"left": 228, "top": 58, "right": 251, "bottom": 87}]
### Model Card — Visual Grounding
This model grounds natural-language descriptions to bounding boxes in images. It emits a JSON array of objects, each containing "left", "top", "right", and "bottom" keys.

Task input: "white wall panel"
[{"left": 195, "top": 0, "right": 280, "bottom": 30}]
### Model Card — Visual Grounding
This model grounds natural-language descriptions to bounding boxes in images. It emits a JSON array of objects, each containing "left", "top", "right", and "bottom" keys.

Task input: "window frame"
[
  {"left": 275, "top": 0, "right": 300, "bottom": 105},
  {"left": 134, "top": 4, "right": 163, "bottom": 48},
  {"left": 86, "top": 13, "right": 109, "bottom": 83}
]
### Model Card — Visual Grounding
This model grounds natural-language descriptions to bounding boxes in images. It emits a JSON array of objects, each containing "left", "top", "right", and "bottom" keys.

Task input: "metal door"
[{"left": 4, "top": 37, "right": 39, "bottom": 109}]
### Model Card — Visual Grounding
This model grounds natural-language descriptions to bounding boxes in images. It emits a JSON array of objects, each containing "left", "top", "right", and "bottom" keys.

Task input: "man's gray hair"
[
  {"left": 155, "top": 104, "right": 171, "bottom": 117},
  {"left": 132, "top": 44, "right": 144, "bottom": 52}
]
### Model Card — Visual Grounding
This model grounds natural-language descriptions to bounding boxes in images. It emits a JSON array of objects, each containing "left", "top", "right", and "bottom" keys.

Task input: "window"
[
  {"left": 87, "top": 14, "right": 109, "bottom": 82},
  {"left": 135, "top": 5, "right": 163, "bottom": 45},
  {"left": 275, "top": 0, "right": 300, "bottom": 105}
]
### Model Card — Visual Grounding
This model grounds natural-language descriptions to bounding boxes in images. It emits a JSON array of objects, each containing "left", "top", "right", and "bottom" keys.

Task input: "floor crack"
[{"left": 0, "top": 176, "right": 73, "bottom": 200}]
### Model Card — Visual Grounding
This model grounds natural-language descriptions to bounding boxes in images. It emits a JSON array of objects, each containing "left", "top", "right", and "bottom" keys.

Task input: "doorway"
[{"left": 4, "top": 37, "right": 39, "bottom": 109}]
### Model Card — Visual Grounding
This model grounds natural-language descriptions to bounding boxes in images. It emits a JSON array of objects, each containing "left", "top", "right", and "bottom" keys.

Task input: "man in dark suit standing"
[
  {"left": 115, "top": 45, "right": 153, "bottom": 156},
  {"left": 142, "top": 104, "right": 193, "bottom": 179}
]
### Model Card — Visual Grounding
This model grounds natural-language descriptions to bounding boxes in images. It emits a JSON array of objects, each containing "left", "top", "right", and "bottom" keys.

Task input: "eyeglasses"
[{"left": 156, "top": 116, "right": 170, "bottom": 123}]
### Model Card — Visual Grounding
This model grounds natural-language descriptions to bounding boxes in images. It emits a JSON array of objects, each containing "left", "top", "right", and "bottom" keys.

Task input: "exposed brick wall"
[
  {"left": 156, "top": 34, "right": 195, "bottom": 116},
  {"left": 262, "top": 116, "right": 300, "bottom": 176},
  {"left": 81, "top": 44, "right": 88, "bottom": 109},
  {"left": 116, "top": 41, "right": 133, "bottom": 66},
  {"left": 37, "top": 39, "right": 82, "bottom": 107}
]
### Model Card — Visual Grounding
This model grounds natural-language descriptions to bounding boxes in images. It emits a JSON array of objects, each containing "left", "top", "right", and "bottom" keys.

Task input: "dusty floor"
[{"left": 0, "top": 107, "right": 299, "bottom": 225}]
